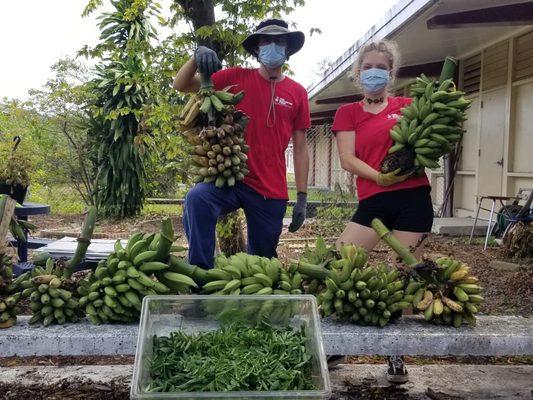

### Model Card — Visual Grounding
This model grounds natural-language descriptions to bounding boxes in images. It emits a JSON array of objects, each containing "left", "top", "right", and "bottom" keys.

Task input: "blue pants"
[{"left": 183, "top": 182, "right": 287, "bottom": 269}]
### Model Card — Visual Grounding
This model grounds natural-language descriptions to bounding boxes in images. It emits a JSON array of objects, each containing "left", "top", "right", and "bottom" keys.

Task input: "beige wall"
[{"left": 453, "top": 29, "right": 533, "bottom": 216}]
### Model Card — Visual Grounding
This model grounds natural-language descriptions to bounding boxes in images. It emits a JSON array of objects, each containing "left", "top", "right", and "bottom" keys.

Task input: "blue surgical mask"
[
  {"left": 258, "top": 43, "right": 286, "bottom": 69},
  {"left": 360, "top": 68, "right": 390, "bottom": 93}
]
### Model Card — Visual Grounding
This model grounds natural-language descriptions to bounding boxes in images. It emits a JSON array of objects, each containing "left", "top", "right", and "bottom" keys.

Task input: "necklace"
[{"left": 365, "top": 97, "right": 384, "bottom": 104}]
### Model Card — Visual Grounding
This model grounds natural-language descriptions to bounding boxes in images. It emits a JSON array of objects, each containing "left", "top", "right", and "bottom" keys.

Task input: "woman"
[{"left": 331, "top": 40, "right": 433, "bottom": 384}]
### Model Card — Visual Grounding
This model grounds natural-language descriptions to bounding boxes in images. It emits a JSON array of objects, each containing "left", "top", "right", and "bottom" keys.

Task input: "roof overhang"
[{"left": 308, "top": 0, "right": 533, "bottom": 125}]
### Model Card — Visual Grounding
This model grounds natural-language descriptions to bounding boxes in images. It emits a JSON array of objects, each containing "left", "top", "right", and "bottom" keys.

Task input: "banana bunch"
[
  {"left": 179, "top": 76, "right": 250, "bottom": 188},
  {"left": 381, "top": 74, "right": 472, "bottom": 174},
  {"left": 299, "top": 237, "right": 337, "bottom": 294},
  {"left": 0, "top": 253, "right": 27, "bottom": 328},
  {"left": 411, "top": 257, "right": 483, "bottom": 327},
  {"left": 197, "top": 253, "right": 303, "bottom": 324},
  {"left": 200, "top": 252, "right": 302, "bottom": 296},
  {"left": 79, "top": 221, "right": 198, "bottom": 325},
  {"left": 297, "top": 244, "right": 414, "bottom": 327},
  {"left": 20, "top": 258, "right": 82, "bottom": 326}
]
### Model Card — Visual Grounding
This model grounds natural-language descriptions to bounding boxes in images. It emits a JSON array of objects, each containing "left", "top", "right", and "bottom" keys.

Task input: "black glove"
[
  {"left": 288, "top": 192, "right": 307, "bottom": 233},
  {"left": 194, "top": 46, "right": 222, "bottom": 76}
]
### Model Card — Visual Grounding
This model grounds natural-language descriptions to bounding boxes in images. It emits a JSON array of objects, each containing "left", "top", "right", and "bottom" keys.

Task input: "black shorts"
[{"left": 352, "top": 186, "right": 434, "bottom": 232}]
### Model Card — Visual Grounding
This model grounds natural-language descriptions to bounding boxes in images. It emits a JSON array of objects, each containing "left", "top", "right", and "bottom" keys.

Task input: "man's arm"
[
  {"left": 288, "top": 129, "right": 309, "bottom": 232},
  {"left": 292, "top": 129, "right": 309, "bottom": 193},
  {"left": 172, "top": 58, "right": 201, "bottom": 93},
  {"left": 173, "top": 47, "right": 222, "bottom": 93}
]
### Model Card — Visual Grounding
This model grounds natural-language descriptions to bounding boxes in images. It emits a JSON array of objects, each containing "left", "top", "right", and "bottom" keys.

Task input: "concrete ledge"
[
  {"left": 489, "top": 260, "right": 532, "bottom": 272},
  {"left": 432, "top": 217, "right": 488, "bottom": 236},
  {"left": 323, "top": 315, "right": 533, "bottom": 356},
  {"left": 1, "top": 315, "right": 531, "bottom": 357}
]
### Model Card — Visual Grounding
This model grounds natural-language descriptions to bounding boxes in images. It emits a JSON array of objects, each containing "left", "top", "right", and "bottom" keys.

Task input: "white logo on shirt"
[
  {"left": 275, "top": 96, "right": 293, "bottom": 108},
  {"left": 387, "top": 113, "right": 401, "bottom": 120}
]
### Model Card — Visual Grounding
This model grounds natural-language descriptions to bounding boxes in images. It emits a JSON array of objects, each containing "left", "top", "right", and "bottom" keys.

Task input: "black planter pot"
[{"left": 0, "top": 182, "right": 28, "bottom": 204}]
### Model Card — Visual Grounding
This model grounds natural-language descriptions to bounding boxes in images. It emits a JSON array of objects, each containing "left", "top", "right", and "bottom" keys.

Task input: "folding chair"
[
  {"left": 468, "top": 188, "right": 532, "bottom": 250},
  {"left": 501, "top": 189, "right": 533, "bottom": 242}
]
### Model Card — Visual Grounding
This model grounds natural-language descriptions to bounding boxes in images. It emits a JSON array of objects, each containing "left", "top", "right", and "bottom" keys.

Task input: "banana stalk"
[
  {"left": 169, "top": 255, "right": 207, "bottom": 284},
  {"left": 370, "top": 219, "right": 419, "bottom": 267},
  {"left": 439, "top": 57, "right": 458, "bottom": 83},
  {"left": 66, "top": 206, "right": 97, "bottom": 272}
]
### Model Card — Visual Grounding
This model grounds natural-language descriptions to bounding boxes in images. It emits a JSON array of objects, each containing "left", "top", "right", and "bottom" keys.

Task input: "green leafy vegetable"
[{"left": 147, "top": 321, "right": 316, "bottom": 393}]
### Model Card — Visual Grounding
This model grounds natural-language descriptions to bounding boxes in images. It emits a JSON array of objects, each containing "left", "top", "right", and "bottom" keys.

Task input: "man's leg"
[
  {"left": 183, "top": 183, "right": 240, "bottom": 268},
  {"left": 237, "top": 183, "right": 287, "bottom": 257}
]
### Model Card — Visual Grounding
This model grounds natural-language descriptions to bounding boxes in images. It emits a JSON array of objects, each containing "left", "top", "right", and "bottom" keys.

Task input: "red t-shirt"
[
  {"left": 331, "top": 96, "right": 430, "bottom": 201},
  {"left": 212, "top": 67, "right": 310, "bottom": 199}
]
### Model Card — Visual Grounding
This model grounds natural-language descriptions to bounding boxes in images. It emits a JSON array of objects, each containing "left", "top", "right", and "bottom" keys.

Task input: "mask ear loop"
[{"left": 266, "top": 79, "right": 277, "bottom": 128}]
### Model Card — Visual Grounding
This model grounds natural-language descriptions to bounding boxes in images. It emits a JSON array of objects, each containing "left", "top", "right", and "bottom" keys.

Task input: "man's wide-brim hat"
[{"left": 242, "top": 23, "right": 305, "bottom": 57}]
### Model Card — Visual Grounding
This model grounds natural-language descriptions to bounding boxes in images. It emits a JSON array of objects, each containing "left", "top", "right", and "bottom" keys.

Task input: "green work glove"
[
  {"left": 376, "top": 168, "right": 412, "bottom": 187},
  {"left": 288, "top": 192, "right": 307, "bottom": 232}
]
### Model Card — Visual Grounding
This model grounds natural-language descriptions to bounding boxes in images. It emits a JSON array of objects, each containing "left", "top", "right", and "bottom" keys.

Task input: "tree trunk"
[
  {"left": 0, "top": 196, "right": 16, "bottom": 247},
  {"left": 174, "top": 0, "right": 225, "bottom": 56},
  {"left": 217, "top": 212, "right": 246, "bottom": 256}
]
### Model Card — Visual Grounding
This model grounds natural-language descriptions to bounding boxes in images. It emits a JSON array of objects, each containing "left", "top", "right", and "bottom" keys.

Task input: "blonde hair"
[{"left": 351, "top": 39, "right": 401, "bottom": 90}]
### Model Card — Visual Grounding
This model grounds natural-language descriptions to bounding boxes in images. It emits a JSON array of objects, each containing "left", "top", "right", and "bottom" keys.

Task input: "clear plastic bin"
[{"left": 131, "top": 295, "right": 331, "bottom": 399}]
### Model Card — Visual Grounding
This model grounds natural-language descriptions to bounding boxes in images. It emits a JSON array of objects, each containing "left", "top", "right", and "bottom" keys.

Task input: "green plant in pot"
[{"left": 0, "top": 137, "right": 31, "bottom": 204}]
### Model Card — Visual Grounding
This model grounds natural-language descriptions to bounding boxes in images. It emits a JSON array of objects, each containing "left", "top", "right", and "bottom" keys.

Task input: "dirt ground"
[
  {"left": 0, "top": 381, "right": 413, "bottom": 400},
  {"left": 1, "top": 355, "right": 531, "bottom": 368},
  {"left": 0, "top": 380, "right": 420, "bottom": 400},
  {"left": 0, "top": 379, "right": 129, "bottom": 400}
]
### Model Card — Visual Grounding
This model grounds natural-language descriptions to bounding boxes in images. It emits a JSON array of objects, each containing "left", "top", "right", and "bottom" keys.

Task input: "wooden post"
[
  {"left": 327, "top": 131, "right": 333, "bottom": 188},
  {"left": 440, "top": 57, "right": 459, "bottom": 217},
  {"left": 312, "top": 136, "right": 317, "bottom": 186},
  {"left": 0, "top": 195, "right": 16, "bottom": 244}
]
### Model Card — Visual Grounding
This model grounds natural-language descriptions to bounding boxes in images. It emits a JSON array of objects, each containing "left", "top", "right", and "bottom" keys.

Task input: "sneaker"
[
  {"left": 386, "top": 355, "right": 409, "bottom": 384},
  {"left": 327, "top": 355, "right": 346, "bottom": 369}
]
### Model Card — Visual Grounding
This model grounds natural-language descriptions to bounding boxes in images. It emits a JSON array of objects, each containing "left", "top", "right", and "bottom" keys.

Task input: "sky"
[{"left": 0, "top": 0, "right": 397, "bottom": 100}]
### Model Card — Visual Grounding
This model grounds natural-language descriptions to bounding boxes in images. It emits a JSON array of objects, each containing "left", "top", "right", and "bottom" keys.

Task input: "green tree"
[
  {"left": 83, "top": 0, "right": 160, "bottom": 217},
  {"left": 27, "top": 57, "right": 98, "bottom": 206}
]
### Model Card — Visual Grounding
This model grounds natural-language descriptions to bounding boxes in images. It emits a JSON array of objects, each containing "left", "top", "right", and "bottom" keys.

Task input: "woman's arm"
[{"left": 336, "top": 130, "right": 379, "bottom": 182}]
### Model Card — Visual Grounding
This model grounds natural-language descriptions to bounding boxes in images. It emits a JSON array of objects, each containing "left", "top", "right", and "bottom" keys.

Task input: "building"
[{"left": 305, "top": 0, "right": 533, "bottom": 216}]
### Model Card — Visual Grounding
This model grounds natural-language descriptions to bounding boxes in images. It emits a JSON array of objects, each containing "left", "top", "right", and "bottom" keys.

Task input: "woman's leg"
[
  {"left": 391, "top": 229, "right": 428, "bottom": 260},
  {"left": 336, "top": 222, "right": 381, "bottom": 251}
]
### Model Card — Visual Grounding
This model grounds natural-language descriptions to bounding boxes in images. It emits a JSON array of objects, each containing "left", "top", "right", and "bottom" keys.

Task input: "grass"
[
  {"left": 27, "top": 184, "right": 183, "bottom": 216},
  {"left": 141, "top": 204, "right": 182, "bottom": 216},
  {"left": 26, "top": 183, "right": 354, "bottom": 220},
  {"left": 288, "top": 188, "right": 329, "bottom": 201},
  {"left": 28, "top": 184, "right": 86, "bottom": 214},
  {"left": 461, "top": 236, "right": 499, "bottom": 248}
]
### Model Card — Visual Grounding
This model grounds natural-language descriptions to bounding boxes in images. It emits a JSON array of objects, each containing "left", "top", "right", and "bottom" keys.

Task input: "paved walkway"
[{"left": 0, "top": 363, "right": 531, "bottom": 399}]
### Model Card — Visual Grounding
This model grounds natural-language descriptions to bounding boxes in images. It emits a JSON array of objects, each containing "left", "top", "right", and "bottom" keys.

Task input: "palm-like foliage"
[{"left": 88, "top": 0, "right": 159, "bottom": 217}]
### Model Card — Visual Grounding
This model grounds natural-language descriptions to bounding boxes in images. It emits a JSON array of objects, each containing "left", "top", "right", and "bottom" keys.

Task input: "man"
[{"left": 173, "top": 18, "right": 310, "bottom": 269}]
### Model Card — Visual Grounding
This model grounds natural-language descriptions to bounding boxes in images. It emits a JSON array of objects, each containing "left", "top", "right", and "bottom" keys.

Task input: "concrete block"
[
  {"left": 0, "top": 317, "right": 138, "bottom": 357},
  {"left": 432, "top": 217, "right": 488, "bottom": 236},
  {"left": 1, "top": 315, "right": 531, "bottom": 357},
  {"left": 489, "top": 260, "right": 530, "bottom": 272}
]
